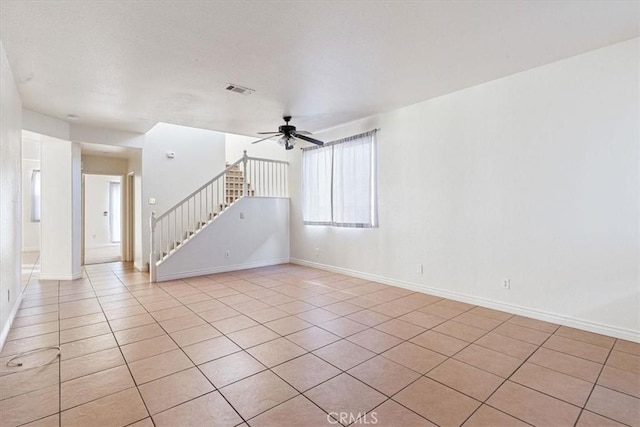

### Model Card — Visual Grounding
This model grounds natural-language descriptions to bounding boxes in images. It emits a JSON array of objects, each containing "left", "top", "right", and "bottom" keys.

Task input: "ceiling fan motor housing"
[{"left": 279, "top": 124, "right": 296, "bottom": 135}]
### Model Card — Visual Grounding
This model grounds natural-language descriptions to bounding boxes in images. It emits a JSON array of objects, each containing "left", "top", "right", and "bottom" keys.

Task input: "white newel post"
[
  {"left": 150, "top": 211, "right": 157, "bottom": 282},
  {"left": 242, "top": 150, "right": 248, "bottom": 197}
]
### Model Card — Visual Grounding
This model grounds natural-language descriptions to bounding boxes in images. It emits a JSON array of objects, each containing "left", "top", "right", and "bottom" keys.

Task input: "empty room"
[{"left": 0, "top": 1, "right": 638, "bottom": 426}]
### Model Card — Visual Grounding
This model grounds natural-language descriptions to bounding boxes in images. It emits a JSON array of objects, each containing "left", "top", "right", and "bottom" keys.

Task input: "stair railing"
[{"left": 149, "top": 151, "right": 288, "bottom": 281}]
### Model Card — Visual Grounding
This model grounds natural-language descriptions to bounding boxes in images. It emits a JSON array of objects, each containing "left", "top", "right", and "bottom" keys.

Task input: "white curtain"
[
  {"left": 303, "top": 130, "right": 377, "bottom": 227},
  {"left": 109, "top": 181, "right": 121, "bottom": 243},
  {"left": 332, "top": 135, "right": 374, "bottom": 226},
  {"left": 302, "top": 145, "right": 332, "bottom": 224}
]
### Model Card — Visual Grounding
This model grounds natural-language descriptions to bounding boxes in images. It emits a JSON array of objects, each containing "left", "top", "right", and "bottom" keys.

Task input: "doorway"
[
  {"left": 83, "top": 174, "right": 123, "bottom": 264},
  {"left": 123, "top": 171, "right": 135, "bottom": 262},
  {"left": 21, "top": 130, "right": 42, "bottom": 290}
]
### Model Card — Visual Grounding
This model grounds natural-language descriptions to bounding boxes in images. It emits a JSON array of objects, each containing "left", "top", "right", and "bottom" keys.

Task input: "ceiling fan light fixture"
[{"left": 278, "top": 135, "right": 295, "bottom": 150}]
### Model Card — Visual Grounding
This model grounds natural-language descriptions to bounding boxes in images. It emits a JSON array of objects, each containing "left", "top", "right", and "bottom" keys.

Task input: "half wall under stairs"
[{"left": 155, "top": 197, "right": 289, "bottom": 282}]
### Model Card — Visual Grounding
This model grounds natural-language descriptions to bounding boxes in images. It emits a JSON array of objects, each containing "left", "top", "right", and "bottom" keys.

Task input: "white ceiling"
[{"left": 1, "top": 1, "right": 637, "bottom": 137}]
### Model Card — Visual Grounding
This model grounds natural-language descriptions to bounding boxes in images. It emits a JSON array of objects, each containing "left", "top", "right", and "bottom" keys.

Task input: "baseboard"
[
  {"left": 0, "top": 290, "right": 24, "bottom": 353},
  {"left": 157, "top": 258, "right": 290, "bottom": 282},
  {"left": 134, "top": 262, "right": 149, "bottom": 273},
  {"left": 86, "top": 244, "right": 121, "bottom": 249},
  {"left": 290, "top": 258, "right": 639, "bottom": 343},
  {"left": 39, "top": 272, "right": 83, "bottom": 281}
]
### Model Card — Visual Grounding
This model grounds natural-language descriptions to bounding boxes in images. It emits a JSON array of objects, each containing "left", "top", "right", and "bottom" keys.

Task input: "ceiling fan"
[{"left": 252, "top": 116, "right": 324, "bottom": 150}]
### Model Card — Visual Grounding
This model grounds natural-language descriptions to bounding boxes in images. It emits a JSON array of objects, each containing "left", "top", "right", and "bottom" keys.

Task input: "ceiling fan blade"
[
  {"left": 257, "top": 131, "right": 282, "bottom": 134},
  {"left": 252, "top": 134, "right": 282, "bottom": 144},
  {"left": 295, "top": 130, "right": 313, "bottom": 135},
  {"left": 295, "top": 133, "right": 324, "bottom": 146}
]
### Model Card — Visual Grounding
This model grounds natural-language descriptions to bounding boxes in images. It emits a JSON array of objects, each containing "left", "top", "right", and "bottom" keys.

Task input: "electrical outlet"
[
  {"left": 502, "top": 278, "right": 511, "bottom": 290},
  {"left": 315, "top": 248, "right": 320, "bottom": 257},
  {"left": 7, "top": 290, "right": 9, "bottom": 302},
  {"left": 416, "top": 264, "right": 423, "bottom": 274},
  {"left": 225, "top": 251, "right": 230, "bottom": 258},
  {"left": 239, "top": 212, "right": 244, "bottom": 219}
]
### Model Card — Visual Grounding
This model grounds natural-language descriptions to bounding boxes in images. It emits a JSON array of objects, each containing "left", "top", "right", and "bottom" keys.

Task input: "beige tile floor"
[{"left": 0, "top": 262, "right": 638, "bottom": 427}]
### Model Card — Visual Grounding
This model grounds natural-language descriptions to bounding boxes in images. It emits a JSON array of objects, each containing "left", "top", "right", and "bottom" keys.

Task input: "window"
[
  {"left": 302, "top": 130, "right": 377, "bottom": 227},
  {"left": 30, "top": 170, "right": 41, "bottom": 222},
  {"left": 109, "top": 181, "right": 121, "bottom": 243}
]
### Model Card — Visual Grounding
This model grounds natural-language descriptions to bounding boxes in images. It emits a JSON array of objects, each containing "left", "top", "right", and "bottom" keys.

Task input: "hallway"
[{"left": 84, "top": 245, "right": 121, "bottom": 265}]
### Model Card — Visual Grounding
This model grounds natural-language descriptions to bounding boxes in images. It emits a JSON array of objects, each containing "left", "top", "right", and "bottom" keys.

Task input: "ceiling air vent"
[{"left": 225, "top": 84, "right": 255, "bottom": 95}]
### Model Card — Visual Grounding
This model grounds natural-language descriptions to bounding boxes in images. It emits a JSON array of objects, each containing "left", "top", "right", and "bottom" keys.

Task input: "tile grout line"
[
  {"left": 58, "top": 277, "right": 62, "bottom": 427},
  {"left": 88, "top": 264, "right": 157, "bottom": 427},
  {"left": 469, "top": 324, "right": 623, "bottom": 425},
  {"left": 318, "top": 295, "right": 520, "bottom": 425},
  {"left": 5, "top": 269, "right": 512, "bottom": 425},
  {"left": 572, "top": 338, "right": 617, "bottom": 427},
  {"left": 50, "top": 264, "right": 153, "bottom": 424},
  {"left": 5, "top": 262, "right": 637, "bottom": 427},
  {"left": 112, "top": 268, "right": 250, "bottom": 426},
  {"left": 457, "top": 324, "right": 561, "bottom": 426},
  {"left": 169, "top": 284, "right": 352, "bottom": 424},
  {"left": 234, "top": 294, "right": 484, "bottom": 425},
  {"left": 155, "top": 267, "right": 334, "bottom": 423},
  {"left": 117, "top": 266, "right": 640, "bottom": 425},
  {"left": 1, "top": 258, "right": 61, "bottom": 427},
  {"left": 90, "top": 265, "right": 156, "bottom": 425},
  {"left": 95, "top": 263, "right": 159, "bottom": 427},
  {"left": 125, "top": 270, "right": 409, "bottom": 425},
  {"left": 364, "top": 304, "right": 514, "bottom": 427}
]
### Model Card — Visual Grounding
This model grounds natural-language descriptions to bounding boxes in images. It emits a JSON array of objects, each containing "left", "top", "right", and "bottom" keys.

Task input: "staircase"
[
  {"left": 224, "top": 163, "right": 255, "bottom": 207},
  {"left": 150, "top": 151, "right": 288, "bottom": 282}
]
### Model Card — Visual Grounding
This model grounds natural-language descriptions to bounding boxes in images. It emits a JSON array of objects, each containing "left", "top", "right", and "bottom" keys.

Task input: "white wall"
[
  {"left": 141, "top": 123, "right": 226, "bottom": 270},
  {"left": 0, "top": 42, "right": 23, "bottom": 347},
  {"left": 40, "top": 137, "right": 82, "bottom": 280},
  {"left": 22, "top": 111, "right": 144, "bottom": 149},
  {"left": 82, "top": 155, "right": 129, "bottom": 175},
  {"left": 71, "top": 124, "right": 144, "bottom": 149},
  {"left": 22, "top": 134, "right": 40, "bottom": 251},
  {"left": 84, "top": 174, "right": 121, "bottom": 248},
  {"left": 71, "top": 142, "right": 81, "bottom": 272},
  {"left": 225, "top": 133, "right": 290, "bottom": 164},
  {"left": 157, "top": 197, "right": 290, "bottom": 281},
  {"left": 22, "top": 109, "right": 70, "bottom": 141},
  {"left": 290, "top": 38, "right": 640, "bottom": 341},
  {"left": 129, "top": 153, "right": 143, "bottom": 270}
]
